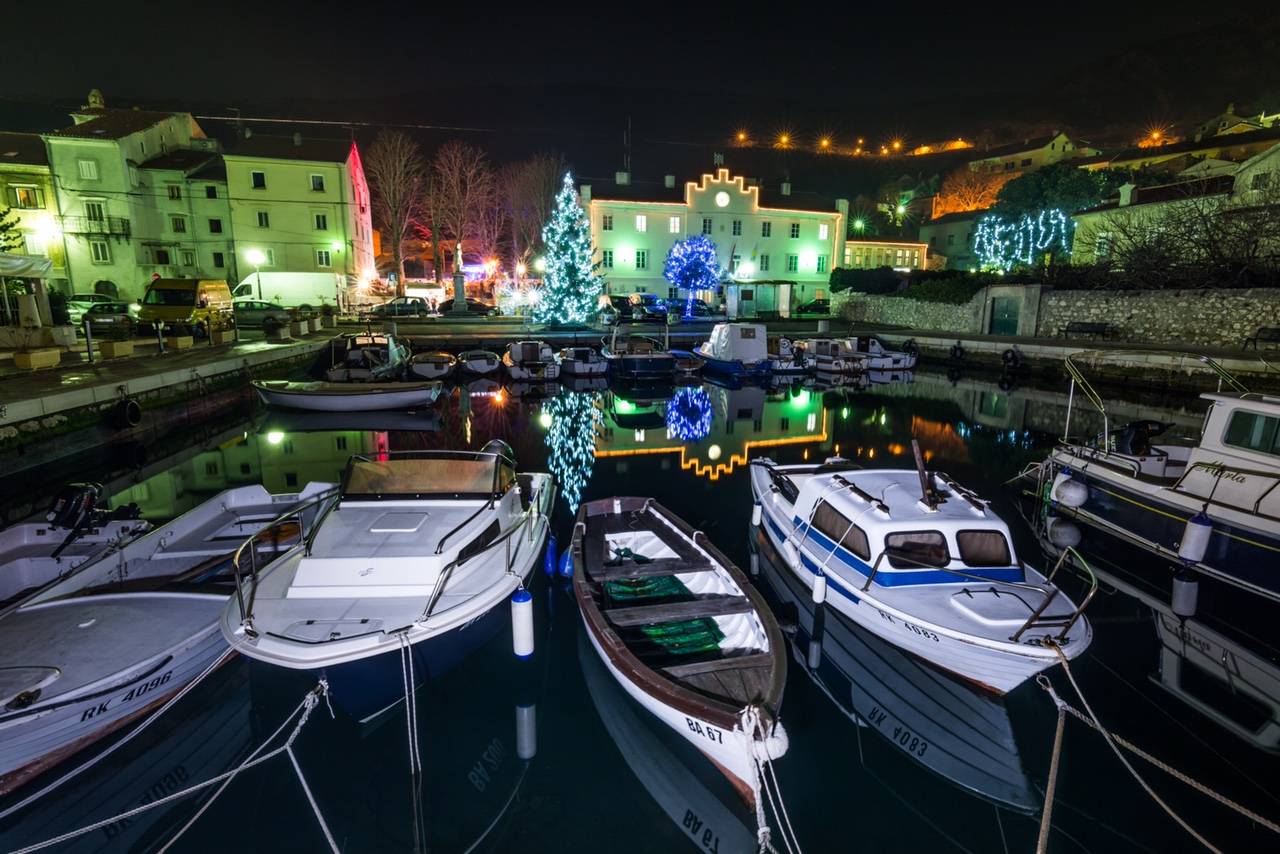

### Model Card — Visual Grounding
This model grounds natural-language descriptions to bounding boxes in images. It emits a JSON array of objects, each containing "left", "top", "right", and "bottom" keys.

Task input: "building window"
[
  {"left": 635, "top": 214, "right": 647, "bottom": 233},
  {"left": 786, "top": 254, "right": 798, "bottom": 272},
  {"left": 310, "top": 174, "right": 325, "bottom": 192},
  {"left": 285, "top": 472, "right": 298, "bottom": 487},
  {"left": 1251, "top": 172, "right": 1272, "bottom": 190},
  {"left": 89, "top": 240, "right": 110, "bottom": 263},
  {"left": 701, "top": 217, "right": 712, "bottom": 235},
  {"left": 668, "top": 216, "right": 680, "bottom": 234},
  {"left": 314, "top": 213, "right": 328, "bottom": 230},
  {"left": 1095, "top": 232, "right": 1113, "bottom": 259},
  {"left": 316, "top": 249, "right": 332, "bottom": 267},
  {"left": 251, "top": 170, "right": 267, "bottom": 189},
  {"left": 167, "top": 185, "right": 181, "bottom": 200},
  {"left": 730, "top": 253, "right": 741, "bottom": 273},
  {"left": 7, "top": 186, "right": 43, "bottom": 209},
  {"left": 668, "top": 286, "right": 679, "bottom": 301},
  {"left": 171, "top": 216, "right": 186, "bottom": 233},
  {"left": 602, "top": 214, "right": 613, "bottom": 231},
  {"left": 601, "top": 249, "right": 614, "bottom": 268},
  {"left": 843, "top": 248, "right": 851, "bottom": 265},
  {"left": 209, "top": 218, "right": 223, "bottom": 233},
  {"left": 761, "top": 221, "right": 771, "bottom": 237},
  {"left": 77, "top": 159, "right": 98, "bottom": 180},
  {"left": 336, "top": 436, "right": 348, "bottom": 450},
  {"left": 817, "top": 255, "right": 828, "bottom": 273},
  {"left": 1004, "top": 162, "right": 1015, "bottom": 172},
  {"left": 635, "top": 249, "right": 648, "bottom": 270},
  {"left": 789, "top": 223, "right": 800, "bottom": 239},
  {"left": 182, "top": 250, "right": 195, "bottom": 266},
  {"left": 154, "top": 248, "right": 171, "bottom": 265},
  {"left": 205, "top": 461, "right": 218, "bottom": 476},
  {"left": 84, "top": 200, "right": 105, "bottom": 221},
  {"left": 947, "top": 233, "right": 956, "bottom": 246},
  {"left": 257, "top": 211, "right": 270, "bottom": 228},
  {"left": 263, "top": 249, "right": 276, "bottom": 265},
  {"left": 212, "top": 251, "right": 225, "bottom": 268},
  {"left": 731, "top": 219, "right": 742, "bottom": 236},
  {"left": 1020, "top": 158, "right": 1032, "bottom": 167},
  {"left": 205, "top": 185, "right": 218, "bottom": 199},
  {"left": 759, "top": 254, "right": 769, "bottom": 272},
  {"left": 818, "top": 223, "right": 829, "bottom": 240}
]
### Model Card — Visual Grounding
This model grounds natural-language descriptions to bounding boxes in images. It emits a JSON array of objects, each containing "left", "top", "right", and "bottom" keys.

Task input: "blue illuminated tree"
[
  {"left": 665, "top": 387, "right": 713, "bottom": 442},
  {"left": 533, "top": 172, "right": 604, "bottom": 325},
  {"left": 663, "top": 235, "right": 722, "bottom": 318}
]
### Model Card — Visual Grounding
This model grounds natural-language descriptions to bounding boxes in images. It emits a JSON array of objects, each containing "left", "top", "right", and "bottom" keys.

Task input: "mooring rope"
[
  {"left": 740, "top": 707, "right": 801, "bottom": 854},
  {"left": 1035, "top": 702, "right": 1068, "bottom": 854},
  {"left": 399, "top": 632, "right": 423, "bottom": 776}
]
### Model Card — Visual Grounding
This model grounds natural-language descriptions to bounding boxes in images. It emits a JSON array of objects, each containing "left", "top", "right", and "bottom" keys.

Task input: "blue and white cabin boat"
[
  {"left": 690, "top": 323, "right": 772, "bottom": 378},
  {"left": 750, "top": 456, "right": 1093, "bottom": 693},
  {"left": 601, "top": 329, "right": 680, "bottom": 380}
]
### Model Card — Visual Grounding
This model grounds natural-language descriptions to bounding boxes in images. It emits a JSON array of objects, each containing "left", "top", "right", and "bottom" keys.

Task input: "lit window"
[
  {"left": 843, "top": 248, "right": 851, "bottom": 265},
  {"left": 78, "top": 160, "right": 98, "bottom": 180},
  {"left": 9, "top": 186, "right": 43, "bottom": 208},
  {"left": 635, "top": 214, "right": 647, "bottom": 233},
  {"left": 316, "top": 249, "right": 332, "bottom": 267},
  {"left": 257, "top": 211, "right": 270, "bottom": 228},
  {"left": 818, "top": 223, "right": 829, "bottom": 240},
  {"left": 702, "top": 217, "right": 712, "bottom": 235},
  {"left": 789, "top": 223, "right": 800, "bottom": 239},
  {"left": 635, "top": 249, "right": 648, "bottom": 270},
  {"left": 669, "top": 216, "right": 680, "bottom": 234},
  {"left": 732, "top": 219, "right": 742, "bottom": 236},
  {"left": 171, "top": 216, "right": 186, "bottom": 233},
  {"left": 816, "top": 255, "right": 828, "bottom": 273},
  {"left": 167, "top": 185, "right": 181, "bottom": 200},
  {"left": 786, "top": 254, "right": 798, "bottom": 272},
  {"left": 251, "top": 171, "right": 267, "bottom": 189},
  {"left": 602, "top": 249, "right": 614, "bottom": 268},
  {"left": 602, "top": 214, "right": 613, "bottom": 231},
  {"left": 311, "top": 174, "right": 325, "bottom": 192},
  {"left": 759, "top": 254, "right": 770, "bottom": 272},
  {"left": 89, "top": 240, "right": 110, "bottom": 263},
  {"left": 314, "top": 213, "right": 328, "bottom": 230},
  {"left": 761, "top": 221, "right": 772, "bottom": 237}
]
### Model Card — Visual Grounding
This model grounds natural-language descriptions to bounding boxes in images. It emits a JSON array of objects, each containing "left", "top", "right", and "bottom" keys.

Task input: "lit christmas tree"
[
  {"left": 973, "top": 209, "right": 1073, "bottom": 271},
  {"left": 663, "top": 234, "right": 722, "bottom": 318},
  {"left": 533, "top": 172, "right": 604, "bottom": 325},
  {"left": 544, "top": 390, "right": 603, "bottom": 512}
]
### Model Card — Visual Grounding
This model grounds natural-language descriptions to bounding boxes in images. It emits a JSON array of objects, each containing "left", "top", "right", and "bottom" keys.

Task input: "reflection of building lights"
[
  {"left": 806, "top": 412, "right": 817, "bottom": 431},
  {"left": 707, "top": 444, "right": 722, "bottom": 461},
  {"left": 613, "top": 398, "right": 637, "bottom": 414},
  {"left": 538, "top": 411, "right": 552, "bottom": 429},
  {"left": 868, "top": 447, "right": 876, "bottom": 459},
  {"left": 634, "top": 429, "right": 646, "bottom": 442},
  {"left": 266, "top": 430, "right": 284, "bottom": 445},
  {"left": 819, "top": 137, "right": 831, "bottom": 149},
  {"left": 36, "top": 215, "right": 61, "bottom": 241},
  {"left": 494, "top": 389, "right": 507, "bottom": 406},
  {"left": 840, "top": 406, "right": 850, "bottom": 419}
]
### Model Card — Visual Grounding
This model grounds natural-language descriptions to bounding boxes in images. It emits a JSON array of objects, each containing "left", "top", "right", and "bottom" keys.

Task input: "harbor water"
[{"left": 2, "top": 369, "right": 1277, "bottom": 853}]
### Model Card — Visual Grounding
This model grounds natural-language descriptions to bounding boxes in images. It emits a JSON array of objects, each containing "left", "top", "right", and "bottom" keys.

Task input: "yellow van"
[{"left": 138, "top": 278, "right": 234, "bottom": 336}]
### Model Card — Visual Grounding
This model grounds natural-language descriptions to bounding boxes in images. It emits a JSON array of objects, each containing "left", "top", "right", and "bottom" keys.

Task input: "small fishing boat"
[
  {"left": 458, "top": 349, "right": 501, "bottom": 376},
  {"left": 751, "top": 446, "right": 1094, "bottom": 693},
  {"left": 602, "top": 328, "right": 692, "bottom": 381},
  {"left": 408, "top": 350, "right": 457, "bottom": 381},
  {"left": 557, "top": 346, "right": 608, "bottom": 377},
  {"left": 502, "top": 341, "right": 561, "bottom": 381},
  {"left": 571, "top": 496, "right": 788, "bottom": 802},
  {"left": 801, "top": 336, "right": 917, "bottom": 372},
  {"left": 0, "top": 483, "right": 149, "bottom": 605},
  {"left": 253, "top": 380, "right": 442, "bottom": 412},
  {"left": 222, "top": 443, "right": 553, "bottom": 689},
  {"left": 767, "top": 336, "right": 810, "bottom": 374},
  {"left": 323, "top": 332, "right": 410, "bottom": 382},
  {"left": 685, "top": 323, "right": 772, "bottom": 378}
]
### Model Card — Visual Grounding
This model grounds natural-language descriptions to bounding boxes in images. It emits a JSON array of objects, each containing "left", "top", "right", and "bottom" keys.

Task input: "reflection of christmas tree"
[
  {"left": 533, "top": 173, "right": 604, "bottom": 325},
  {"left": 545, "top": 390, "right": 603, "bottom": 513},
  {"left": 665, "top": 387, "right": 713, "bottom": 442}
]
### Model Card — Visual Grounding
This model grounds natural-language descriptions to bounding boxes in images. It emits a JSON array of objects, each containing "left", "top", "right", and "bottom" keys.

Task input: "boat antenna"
[{"left": 912, "top": 439, "right": 939, "bottom": 509}]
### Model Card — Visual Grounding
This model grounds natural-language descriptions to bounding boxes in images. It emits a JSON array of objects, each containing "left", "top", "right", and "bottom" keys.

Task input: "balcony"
[{"left": 63, "top": 216, "right": 131, "bottom": 237}]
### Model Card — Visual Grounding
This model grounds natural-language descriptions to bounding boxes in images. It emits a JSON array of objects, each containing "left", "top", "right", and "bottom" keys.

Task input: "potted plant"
[
  {"left": 320, "top": 303, "right": 337, "bottom": 328},
  {"left": 263, "top": 316, "right": 290, "bottom": 341},
  {"left": 209, "top": 318, "right": 234, "bottom": 346},
  {"left": 13, "top": 321, "right": 62, "bottom": 370},
  {"left": 99, "top": 318, "right": 135, "bottom": 359},
  {"left": 288, "top": 310, "right": 308, "bottom": 337}
]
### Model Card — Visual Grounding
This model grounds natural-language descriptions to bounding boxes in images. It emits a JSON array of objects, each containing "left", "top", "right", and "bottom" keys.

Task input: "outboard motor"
[
  {"left": 480, "top": 439, "right": 516, "bottom": 466},
  {"left": 1109, "top": 420, "right": 1168, "bottom": 456},
  {"left": 46, "top": 483, "right": 105, "bottom": 531}
]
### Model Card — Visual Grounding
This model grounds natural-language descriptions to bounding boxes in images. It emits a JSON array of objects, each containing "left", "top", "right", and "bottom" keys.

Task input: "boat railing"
[{"left": 229, "top": 486, "right": 342, "bottom": 635}]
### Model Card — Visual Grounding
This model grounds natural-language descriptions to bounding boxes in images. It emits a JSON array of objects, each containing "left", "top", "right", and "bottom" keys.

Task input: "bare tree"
[
  {"left": 932, "top": 168, "right": 1011, "bottom": 217},
  {"left": 500, "top": 152, "right": 568, "bottom": 270},
  {"left": 365, "top": 130, "right": 427, "bottom": 297},
  {"left": 432, "top": 141, "right": 495, "bottom": 279}
]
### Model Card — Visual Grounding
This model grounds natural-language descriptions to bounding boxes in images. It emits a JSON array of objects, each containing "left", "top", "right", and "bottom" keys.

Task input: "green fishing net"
[{"left": 638, "top": 618, "right": 725, "bottom": 655}]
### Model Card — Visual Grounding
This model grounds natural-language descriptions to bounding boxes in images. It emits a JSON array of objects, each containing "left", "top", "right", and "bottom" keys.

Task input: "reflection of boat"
[
  {"left": 577, "top": 625, "right": 756, "bottom": 854},
  {"left": 408, "top": 350, "right": 456, "bottom": 380},
  {"left": 607, "top": 389, "right": 672, "bottom": 430},
  {"left": 572, "top": 497, "right": 787, "bottom": 801},
  {"left": 503, "top": 341, "right": 561, "bottom": 381},
  {"left": 458, "top": 349, "right": 501, "bottom": 376},
  {"left": 750, "top": 525, "right": 1038, "bottom": 812},
  {"left": 257, "top": 407, "right": 441, "bottom": 434},
  {"left": 323, "top": 332, "right": 409, "bottom": 382},
  {"left": 562, "top": 375, "right": 609, "bottom": 393},
  {"left": 557, "top": 346, "right": 608, "bottom": 377},
  {"left": 867, "top": 369, "right": 914, "bottom": 385},
  {"left": 254, "top": 380, "right": 443, "bottom": 412},
  {"left": 505, "top": 380, "right": 561, "bottom": 400},
  {"left": 750, "top": 456, "right": 1092, "bottom": 693},
  {"left": 1039, "top": 356, "right": 1280, "bottom": 602}
]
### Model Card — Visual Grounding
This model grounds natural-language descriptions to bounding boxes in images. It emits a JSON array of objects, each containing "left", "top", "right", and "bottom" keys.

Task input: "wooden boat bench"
[{"left": 605, "top": 595, "right": 752, "bottom": 627}]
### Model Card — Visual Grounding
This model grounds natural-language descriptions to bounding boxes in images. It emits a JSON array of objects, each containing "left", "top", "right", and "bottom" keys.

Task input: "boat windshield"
[{"left": 343, "top": 455, "right": 515, "bottom": 499}]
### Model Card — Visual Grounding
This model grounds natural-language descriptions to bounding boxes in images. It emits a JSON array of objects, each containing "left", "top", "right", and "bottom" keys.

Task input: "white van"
[{"left": 233, "top": 272, "right": 344, "bottom": 313}]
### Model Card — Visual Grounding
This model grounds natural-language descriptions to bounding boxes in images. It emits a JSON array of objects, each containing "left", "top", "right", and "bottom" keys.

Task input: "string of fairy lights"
[
  {"left": 543, "top": 390, "right": 604, "bottom": 513},
  {"left": 665, "top": 387, "right": 714, "bottom": 443},
  {"left": 972, "top": 209, "right": 1073, "bottom": 272}
]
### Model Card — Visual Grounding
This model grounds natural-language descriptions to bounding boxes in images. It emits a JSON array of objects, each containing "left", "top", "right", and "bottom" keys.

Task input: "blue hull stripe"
[{"left": 762, "top": 512, "right": 861, "bottom": 604}]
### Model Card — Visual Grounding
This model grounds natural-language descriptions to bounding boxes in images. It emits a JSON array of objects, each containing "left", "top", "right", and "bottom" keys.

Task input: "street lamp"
[
  {"left": 533, "top": 257, "right": 546, "bottom": 273},
  {"left": 246, "top": 249, "right": 266, "bottom": 298}
]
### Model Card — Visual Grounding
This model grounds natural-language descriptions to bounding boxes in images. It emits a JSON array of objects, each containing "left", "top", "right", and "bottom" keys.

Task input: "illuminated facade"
[
  {"left": 581, "top": 169, "right": 847, "bottom": 307},
  {"left": 967, "top": 132, "right": 1097, "bottom": 175},
  {"left": 842, "top": 239, "right": 928, "bottom": 271},
  {"left": 0, "top": 132, "right": 67, "bottom": 287}
]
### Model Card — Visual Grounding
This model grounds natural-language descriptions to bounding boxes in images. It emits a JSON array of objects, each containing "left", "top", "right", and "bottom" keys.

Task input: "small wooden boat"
[
  {"left": 572, "top": 496, "right": 787, "bottom": 802},
  {"left": 557, "top": 346, "right": 608, "bottom": 377},
  {"left": 408, "top": 350, "right": 456, "bottom": 380},
  {"left": 458, "top": 349, "right": 501, "bottom": 376},
  {"left": 502, "top": 341, "right": 561, "bottom": 381},
  {"left": 253, "top": 380, "right": 442, "bottom": 412},
  {"left": 323, "top": 332, "right": 409, "bottom": 382}
]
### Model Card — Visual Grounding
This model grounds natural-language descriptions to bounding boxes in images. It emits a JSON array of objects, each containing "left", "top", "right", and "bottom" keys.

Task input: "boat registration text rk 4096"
[{"left": 79, "top": 670, "right": 173, "bottom": 722}]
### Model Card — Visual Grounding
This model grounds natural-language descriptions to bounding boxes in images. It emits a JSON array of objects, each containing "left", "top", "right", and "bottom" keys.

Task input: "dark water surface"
[{"left": 3, "top": 371, "right": 1278, "bottom": 853}]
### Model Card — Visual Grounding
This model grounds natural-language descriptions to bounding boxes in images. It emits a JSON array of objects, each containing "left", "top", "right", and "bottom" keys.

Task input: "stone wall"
[
  {"left": 834, "top": 290, "right": 980, "bottom": 330},
  {"left": 1034, "top": 288, "right": 1280, "bottom": 348}
]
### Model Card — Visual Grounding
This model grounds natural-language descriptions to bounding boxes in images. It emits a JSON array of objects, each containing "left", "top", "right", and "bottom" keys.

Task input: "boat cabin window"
[
  {"left": 811, "top": 500, "right": 871, "bottom": 559},
  {"left": 956, "top": 530, "right": 1012, "bottom": 567},
  {"left": 884, "top": 531, "right": 950, "bottom": 568},
  {"left": 343, "top": 457, "right": 514, "bottom": 499},
  {"left": 1222, "top": 410, "right": 1280, "bottom": 457}
]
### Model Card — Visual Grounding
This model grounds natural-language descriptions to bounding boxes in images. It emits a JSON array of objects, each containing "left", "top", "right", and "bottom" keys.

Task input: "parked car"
[
  {"left": 370, "top": 297, "right": 431, "bottom": 317},
  {"left": 605, "top": 293, "right": 668, "bottom": 323},
  {"left": 66, "top": 293, "right": 114, "bottom": 324},
  {"left": 669, "top": 298, "right": 716, "bottom": 321},
  {"left": 233, "top": 299, "right": 293, "bottom": 330},
  {"left": 137, "top": 278, "right": 235, "bottom": 337},
  {"left": 464, "top": 298, "right": 499, "bottom": 316},
  {"left": 795, "top": 298, "right": 831, "bottom": 316},
  {"left": 82, "top": 301, "right": 136, "bottom": 337}
]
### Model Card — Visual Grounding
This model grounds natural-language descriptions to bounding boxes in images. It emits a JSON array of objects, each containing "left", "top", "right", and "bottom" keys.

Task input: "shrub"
[{"left": 828, "top": 266, "right": 903, "bottom": 294}]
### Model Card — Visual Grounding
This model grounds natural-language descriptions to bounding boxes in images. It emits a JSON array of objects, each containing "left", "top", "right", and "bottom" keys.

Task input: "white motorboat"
[
  {"left": 221, "top": 442, "right": 554, "bottom": 672},
  {"left": 458, "top": 349, "right": 501, "bottom": 376},
  {"left": 408, "top": 350, "right": 457, "bottom": 381},
  {"left": 323, "top": 332, "right": 409, "bottom": 382},
  {"left": 1036, "top": 352, "right": 1280, "bottom": 603},
  {"left": 767, "top": 335, "right": 811, "bottom": 374},
  {"left": 800, "top": 338, "right": 870, "bottom": 374},
  {"left": 750, "top": 450, "right": 1093, "bottom": 694},
  {"left": 0, "top": 483, "right": 149, "bottom": 605},
  {"left": 557, "top": 346, "right": 608, "bottom": 377},
  {"left": 503, "top": 341, "right": 561, "bottom": 381},
  {"left": 571, "top": 496, "right": 787, "bottom": 803},
  {"left": 844, "top": 335, "right": 918, "bottom": 370},
  {"left": 253, "top": 380, "right": 442, "bottom": 412}
]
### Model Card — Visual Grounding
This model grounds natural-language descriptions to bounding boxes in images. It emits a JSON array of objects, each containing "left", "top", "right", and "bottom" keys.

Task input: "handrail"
[
  {"left": 418, "top": 507, "right": 546, "bottom": 624},
  {"left": 1010, "top": 546, "right": 1099, "bottom": 643}
]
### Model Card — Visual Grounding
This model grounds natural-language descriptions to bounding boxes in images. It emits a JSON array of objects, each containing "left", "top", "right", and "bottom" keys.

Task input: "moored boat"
[
  {"left": 502, "top": 341, "right": 561, "bottom": 381},
  {"left": 323, "top": 332, "right": 409, "bottom": 382},
  {"left": 557, "top": 346, "right": 608, "bottom": 377},
  {"left": 767, "top": 335, "right": 811, "bottom": 374},
  {"left": 408, "top": 350, "right": 457, "bottom": 381},
  {"left": 571, "top": 496, "right": 787, "bottom": 802},
  {"left": 458, "top": 349, "right": 501, "bottom": 376},
  {"left": 253, "top": 380, "right": 442, "bottom": 412},
  {"left": 685, "top": 323, "right": 772, "bottom": 378},
  {"left": 602, "top": 329, "right": 688, "bottom": 381},
  {"left": 800, "top": 338, "right": 869, "bottom": 374}
]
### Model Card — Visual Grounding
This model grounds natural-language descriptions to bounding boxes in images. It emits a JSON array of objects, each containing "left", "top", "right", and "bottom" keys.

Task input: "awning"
[{"left": 0, "top": 253, "right": 53, "bottom": 278}]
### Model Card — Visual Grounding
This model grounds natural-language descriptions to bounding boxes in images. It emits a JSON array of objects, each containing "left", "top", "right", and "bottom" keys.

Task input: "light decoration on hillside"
[
  {"left": 532, "top": 172, "right": 603, "bottom": 325},
  {"left": 665, "top": 387, "right": 713, "bottom": 442},
  {"left": 663, "top": 235, "right": 722, "bottom": 318},
  {"left": 972, "top": 209, "right": 1073, "bottom": 271},
  {"left": 544, "top": 390, "right": 603, "bottom": 513}
]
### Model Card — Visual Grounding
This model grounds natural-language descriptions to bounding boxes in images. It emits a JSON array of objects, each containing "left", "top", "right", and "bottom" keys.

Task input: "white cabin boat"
[
  {"left": 408, "top": 351, "right": 457, "bottom": 380},
  {"left": 843, "top": 335, "right": 918, "bottom": 370},
  {"left": 800, "top": 338, "right": 870, "bottom": 374},
  {"left": 750, "top": 456, "right": 1093, "bottom": 693},
  {"left": 557, "top": 346, "right": 608, "bottom": 377},
  {"left": 323, "top": 333, "right": 409, "bottom": 382},
  {"left": 502, "top": 341, "right": 561, "bottom": 381},
  {"left": 458, "top": 349, "right": 501, "bottom": 376},
  {"left": 692, "top": 323, "right": 772, "bottom": 378},
  {"left": 767, "top": 336, "right": 811, "bottom": 374},
  {"left": 221, "top": 442, "right": 553, "bottom": 671},
  {"left": 254, "top": 380, "right": 442, "bottom": 412}
]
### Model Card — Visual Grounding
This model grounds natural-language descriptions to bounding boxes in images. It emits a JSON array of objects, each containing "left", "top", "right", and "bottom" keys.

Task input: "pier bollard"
[
  {"left": 155, "top": 324, "right": 165, "bottom": 355},
  {"left": 82, "top": 317, "right": 95, "bottom": 364}
]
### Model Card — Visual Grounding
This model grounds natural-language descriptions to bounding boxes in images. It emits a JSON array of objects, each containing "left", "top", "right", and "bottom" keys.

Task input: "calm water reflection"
[{"left": 3, "top": 371, "right": 1278, "bottom": 852}]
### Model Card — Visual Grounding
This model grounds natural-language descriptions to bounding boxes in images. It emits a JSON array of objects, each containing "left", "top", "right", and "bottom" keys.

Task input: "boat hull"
[
  {"left": 408, "top": 361, "right": 454, "bottom": 380},
  {"left": 254, "top": 381, "right": 441, "bottom": 412},
  {"left": 687, "top": 349, "right": 772, "bottom": 379}
]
